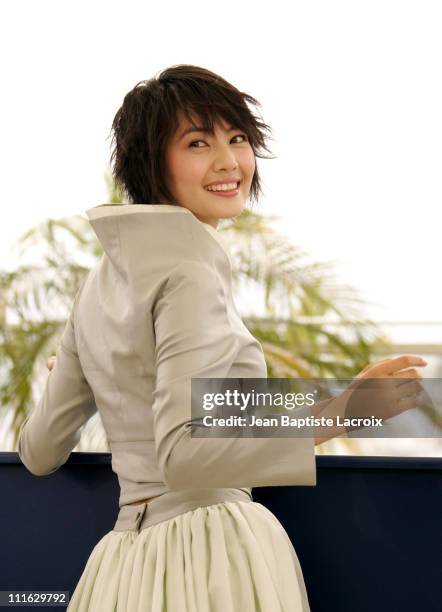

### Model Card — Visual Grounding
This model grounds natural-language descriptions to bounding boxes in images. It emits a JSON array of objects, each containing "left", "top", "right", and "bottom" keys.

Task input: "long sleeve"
[
  {"left": 18, "top": 287, "right": 97, "bottom": 476},
  {"left": 152, "top": 259, "right": 317, "bottom": 490}
]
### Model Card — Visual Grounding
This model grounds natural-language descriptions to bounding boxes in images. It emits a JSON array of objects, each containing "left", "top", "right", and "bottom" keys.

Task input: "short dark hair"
[{"left": 107, "top": 64, "right": 276, "bottom": 207}]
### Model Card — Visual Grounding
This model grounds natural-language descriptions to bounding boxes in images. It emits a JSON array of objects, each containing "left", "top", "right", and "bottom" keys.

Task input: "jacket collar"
[{"left": 85, "top": 203, "right": 232, "bottom": 265}]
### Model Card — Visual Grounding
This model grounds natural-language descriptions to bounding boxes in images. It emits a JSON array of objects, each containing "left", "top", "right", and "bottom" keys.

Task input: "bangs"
[{"left": 165, "top": 88, "right": 252, "bottom": 143}]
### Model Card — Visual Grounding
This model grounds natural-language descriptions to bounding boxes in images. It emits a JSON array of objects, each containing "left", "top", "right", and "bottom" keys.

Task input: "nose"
[{"left": 212, "top": 146, "right": 239, "bottom": 172}]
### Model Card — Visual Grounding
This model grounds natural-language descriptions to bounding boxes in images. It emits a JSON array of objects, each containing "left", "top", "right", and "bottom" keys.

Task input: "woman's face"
[{"left": 163, "top": 111, "right": 256, "bottom": 228}]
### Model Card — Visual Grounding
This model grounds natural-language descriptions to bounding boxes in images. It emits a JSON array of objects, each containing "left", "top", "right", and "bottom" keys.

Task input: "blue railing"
[{"left": 1, "top": 452, "right": 440, "bottom": 611}]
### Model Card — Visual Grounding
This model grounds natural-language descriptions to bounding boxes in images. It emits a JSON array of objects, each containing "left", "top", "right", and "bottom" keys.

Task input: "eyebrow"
[{"left": 178, "top": 125, "right": 237, "bottom": 142}]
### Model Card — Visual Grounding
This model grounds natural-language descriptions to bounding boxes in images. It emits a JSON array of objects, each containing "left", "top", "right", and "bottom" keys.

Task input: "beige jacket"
[{"left": 18, "top": 204, "right": 316, "bottom": 507}]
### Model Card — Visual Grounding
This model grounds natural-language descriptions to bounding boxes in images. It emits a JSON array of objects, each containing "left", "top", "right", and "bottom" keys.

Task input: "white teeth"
[{"left": 205, "top": 182, "right": 239, "bottom": 192}]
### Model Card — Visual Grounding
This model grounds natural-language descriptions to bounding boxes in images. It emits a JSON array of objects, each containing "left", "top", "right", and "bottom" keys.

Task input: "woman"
[{"left": 20, "top": 64, "right": 426, "bottom": 611}]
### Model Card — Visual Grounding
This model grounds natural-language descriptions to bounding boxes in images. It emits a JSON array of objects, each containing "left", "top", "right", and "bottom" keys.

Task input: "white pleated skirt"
[{"left": 67, "top": 488, "right": 311, "bottom": 612}]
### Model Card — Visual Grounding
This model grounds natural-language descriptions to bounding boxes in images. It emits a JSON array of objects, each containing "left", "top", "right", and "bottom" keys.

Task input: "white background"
[{"left": 1, "top": 0, "right": 441, "bottom": 327}]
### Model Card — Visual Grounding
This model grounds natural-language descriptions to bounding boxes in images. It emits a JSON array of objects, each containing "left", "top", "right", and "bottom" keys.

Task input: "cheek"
[
  {"left": 242, "top": 150, "right": 256, "bottom": 179},
  {"left": 171, "top": 155, "right": 206, "bottom": 188}
]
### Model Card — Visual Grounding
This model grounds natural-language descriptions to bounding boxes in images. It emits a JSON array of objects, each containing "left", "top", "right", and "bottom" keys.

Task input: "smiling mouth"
[{"left": 204, "top": 181, "right": 241, "bottom": 192}]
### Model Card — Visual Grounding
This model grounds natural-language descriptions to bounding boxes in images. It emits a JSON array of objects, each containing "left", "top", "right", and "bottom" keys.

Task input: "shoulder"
[
  {"left": 153, "top": 259, "right": 229, "bottom": 330},
  {"left": 165, "top": 258, "right": 224, "bottom": 298}
]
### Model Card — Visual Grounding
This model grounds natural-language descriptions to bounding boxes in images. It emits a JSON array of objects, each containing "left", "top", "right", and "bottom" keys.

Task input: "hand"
[
  {"left": 314, "top": 355, "right": 428, "bottom": 444},
  {"left": 354, "top": 355, "right": 426, "bottom": 381},
  {"left": 47, "top": 355, "right": 56, "bottom": 371},
  {"left": 345, "top": 354, "right": 427, "bottom": 426}
]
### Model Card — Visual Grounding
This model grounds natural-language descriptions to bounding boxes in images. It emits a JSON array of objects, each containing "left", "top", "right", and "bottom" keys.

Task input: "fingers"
[
  {"left": 395, "top": 390, "right": 427, "bottom": 414},
  {"left": 369, "top": 355, "right": 427, "bottom": 377},
  {"left": 356, "top": 358, "right": 390, "bottom": 377},
  {"left": 395, "top": 379, "right": 423, "bottom": 398},
  {"left": 394, "top": 368, "right": 423, "bottom": 380},
  {"left": 376, "top": 384, "right": 427, "bottom": 419},
  {"left": 47, "top": 355, "right": 56, "bottom": 371}
]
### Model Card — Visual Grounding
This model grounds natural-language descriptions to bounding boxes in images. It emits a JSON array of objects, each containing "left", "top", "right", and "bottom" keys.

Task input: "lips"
[
  {"left": 204, "top": 180, "right": 240, "bottom": 191},
  {"left": 204, "top": 179, "right": 241, "bottom": 188}
]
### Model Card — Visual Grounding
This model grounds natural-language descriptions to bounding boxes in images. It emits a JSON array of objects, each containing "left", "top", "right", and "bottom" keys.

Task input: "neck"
[{"left": 199, "top": 217, "right": 219, "bottom": 230}]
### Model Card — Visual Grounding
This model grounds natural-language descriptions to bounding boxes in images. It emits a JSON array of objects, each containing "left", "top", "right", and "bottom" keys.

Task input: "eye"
[
  {"left": 188, "top": 133, "right": 248, "bottom": 148},
  {"left": 232, "top": 133, "right": 248, "bottom": 144}
]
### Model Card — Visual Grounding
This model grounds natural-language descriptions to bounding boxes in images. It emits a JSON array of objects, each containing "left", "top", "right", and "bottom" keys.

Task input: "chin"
[
  {"left": 217, "top": 206, "right": 245, "bottom": 220},
  {"left": 179, "top": 191, "right": 248, "bottom": 221},
  {"left": 207, "top": 198, "right": 246, "bottom": 219}
]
